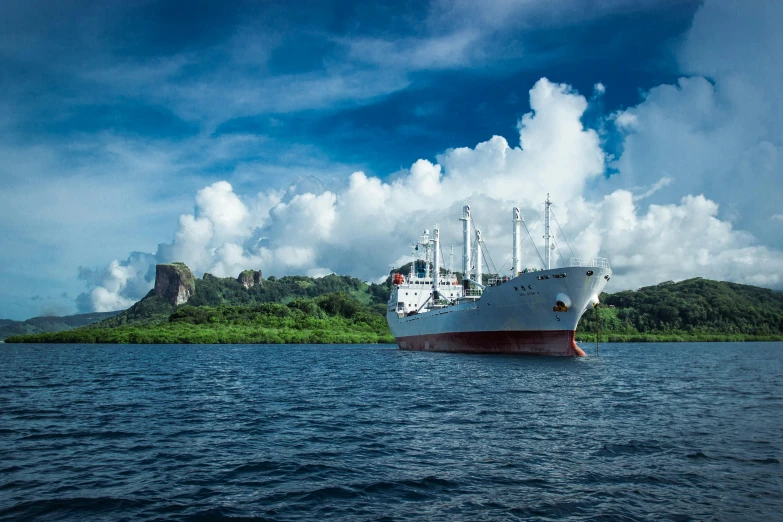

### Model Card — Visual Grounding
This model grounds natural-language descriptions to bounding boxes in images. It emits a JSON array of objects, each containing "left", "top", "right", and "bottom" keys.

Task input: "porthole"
[{"left": 586, "top": 270, "right": 594, "bottom": 276}]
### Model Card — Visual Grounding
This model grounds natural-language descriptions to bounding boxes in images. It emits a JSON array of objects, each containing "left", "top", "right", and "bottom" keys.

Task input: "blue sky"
[{"left": 1, "top": 0, "right": 781, "bottom": 320}]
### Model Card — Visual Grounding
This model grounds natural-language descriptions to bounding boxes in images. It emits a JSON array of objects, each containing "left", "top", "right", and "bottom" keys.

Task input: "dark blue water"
[{"left": 1, "top": 343, "right": 781, "bottom": 521}]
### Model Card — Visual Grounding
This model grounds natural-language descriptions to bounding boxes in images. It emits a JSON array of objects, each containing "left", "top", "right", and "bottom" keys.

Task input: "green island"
[
  {"left": 4, "top": 263, "right": 783, "bottom": 344},
  {"left": 576, "top": 278, "right": 783, "bottom": 342},
  {"left": 5, "top": 264, "right": 393, "bottom": 344}
]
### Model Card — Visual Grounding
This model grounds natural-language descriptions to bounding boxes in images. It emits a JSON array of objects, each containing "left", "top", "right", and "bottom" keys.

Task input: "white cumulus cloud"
[
  {"left": 80, "top": 70, "right": 783, "bottom": 311},
  {"left": 609, "top": 0, "right": 783, "bottom": 248}
]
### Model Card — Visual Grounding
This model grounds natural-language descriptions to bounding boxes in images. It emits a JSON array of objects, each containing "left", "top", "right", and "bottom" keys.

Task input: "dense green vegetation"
[
  {"left": 97, "top": 293, "right": 176, "bottom": 327},
  {"left": 83, "top": 272, "right": 392, "bottom": 330},
  {"left": 6, "top": 270, "right": 396, "bottom": 344},
  {"left": 576, "top": 278, "right": 783, "bottom": 342},
  {"left": 8, "top": 293, "right": 393, "bottom": 344},
  {"left": 6, "top": 273, "right": 782, "bottom": 344},
  {"left": 189, "top": 273, "right": 390, "bottom": 308}
]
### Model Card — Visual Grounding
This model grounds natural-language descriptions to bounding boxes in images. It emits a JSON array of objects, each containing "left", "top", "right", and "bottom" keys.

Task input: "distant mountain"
[{"left": 0, "top": 311, "right": 121, "bottom": 341}]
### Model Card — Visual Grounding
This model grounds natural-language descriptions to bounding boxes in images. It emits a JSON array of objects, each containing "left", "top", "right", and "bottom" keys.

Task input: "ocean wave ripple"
[{"left": 1, "top": 342, "right": 782, "bottom": 521}]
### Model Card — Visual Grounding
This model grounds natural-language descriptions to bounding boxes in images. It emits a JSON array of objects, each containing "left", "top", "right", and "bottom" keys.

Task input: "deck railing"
[{"left": 569, "top": 257, "right": 610, "bottom": 268}]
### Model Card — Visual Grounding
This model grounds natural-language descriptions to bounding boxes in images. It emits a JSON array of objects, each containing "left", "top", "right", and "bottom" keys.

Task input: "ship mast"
[
  {"left": 475, "top": 228, "right": 483, "bottom": 286},
  {"left": 432, "top": 226, "right": 440, "bottom": 301},
  {"left": 544, "top": 194, "right": 553, "bottom": 270},
  {"left": 512, "top": 207, "right": 522, "bottom": 276},
  {"left": 424, "top": 230, "right": 431, "bottom": 278},
  {"left": 418, "top": 230, "right": 431, "bottom": 278},
  {"left": 460, "top": 204, "right": 471, "bottom": 282},
  {"left": 409, "top": 243, "right": 416, "bottom": 281}
]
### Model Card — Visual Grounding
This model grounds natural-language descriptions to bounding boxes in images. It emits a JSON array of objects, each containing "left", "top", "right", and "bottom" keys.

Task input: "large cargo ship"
[{"left": 386, "top": 196, "right": 611, "bottom": 356}]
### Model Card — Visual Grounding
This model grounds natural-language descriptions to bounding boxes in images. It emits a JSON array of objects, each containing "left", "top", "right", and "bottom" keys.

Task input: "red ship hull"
[{"left": 396, "top": 330, "right": 586, "bottom": 356}]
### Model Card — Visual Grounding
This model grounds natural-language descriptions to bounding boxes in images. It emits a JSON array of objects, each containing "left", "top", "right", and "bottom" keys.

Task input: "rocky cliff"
[
  {"left": 154, "top": 263, "right": 196, "bottom": 306},
  {"left": 237, "top": 269, "right": 263, "bottom": 289}
]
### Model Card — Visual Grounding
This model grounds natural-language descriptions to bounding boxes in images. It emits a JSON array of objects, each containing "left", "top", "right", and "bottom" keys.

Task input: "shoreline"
[{"left": 7, "top": 331, "right": 783, "bottom": 344}]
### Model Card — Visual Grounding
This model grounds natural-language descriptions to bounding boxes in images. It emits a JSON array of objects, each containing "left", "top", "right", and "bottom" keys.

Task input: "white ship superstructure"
[{"left": 386, "top": 196, "right": 612, "bottom": 356}]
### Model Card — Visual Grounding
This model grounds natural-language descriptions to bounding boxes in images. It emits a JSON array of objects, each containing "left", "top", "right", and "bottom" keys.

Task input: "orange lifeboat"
[{"left": 392, "top": 273, "right": 404, "bottom": 286}]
